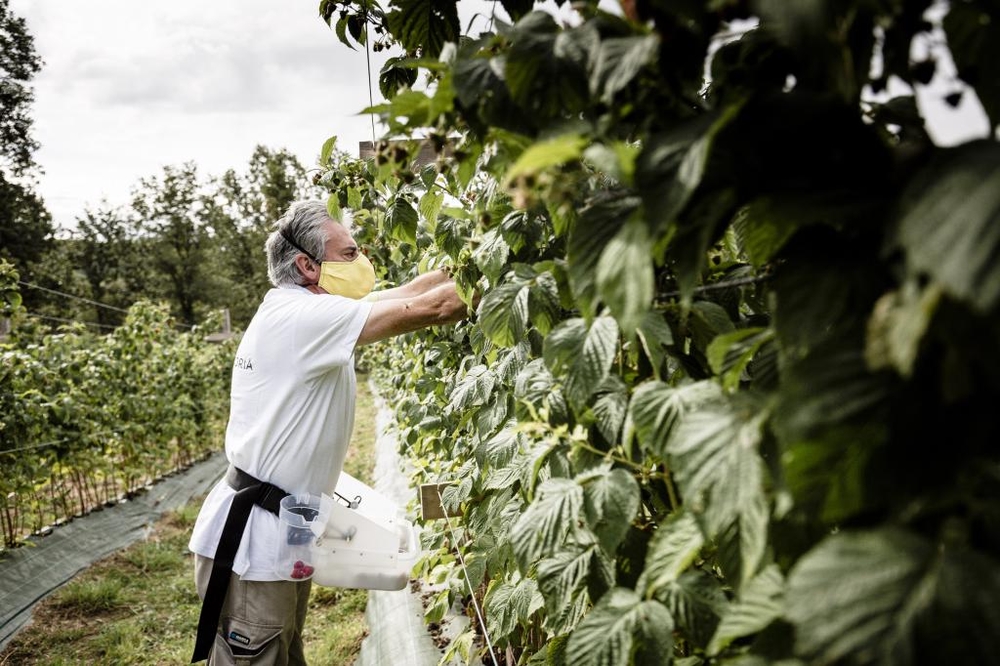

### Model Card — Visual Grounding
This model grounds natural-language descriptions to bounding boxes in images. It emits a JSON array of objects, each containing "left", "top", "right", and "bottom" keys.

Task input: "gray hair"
[{"left": 265, "top": 201, "right": 333, "bottom": 287}]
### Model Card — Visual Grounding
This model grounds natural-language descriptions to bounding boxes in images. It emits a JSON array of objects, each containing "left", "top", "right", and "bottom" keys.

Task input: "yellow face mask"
[{"left": 317, "top": 253, "right": 376, "bottom": 300}]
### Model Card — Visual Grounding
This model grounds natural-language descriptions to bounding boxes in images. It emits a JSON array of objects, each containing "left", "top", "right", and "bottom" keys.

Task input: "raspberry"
[
  {"left": 291, "top": 569, "right": 305, "bottom": 579},
  {"left": 303, "top": 565, "right": 314, "bottom": 576},
  {"left": 294, "top": 560, "right": 305, "bottom": 570}
]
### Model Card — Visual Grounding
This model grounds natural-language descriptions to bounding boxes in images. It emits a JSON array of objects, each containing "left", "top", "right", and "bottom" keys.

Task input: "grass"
[{"left": 0, "top": 373, "right": 380, "bottom": 665}]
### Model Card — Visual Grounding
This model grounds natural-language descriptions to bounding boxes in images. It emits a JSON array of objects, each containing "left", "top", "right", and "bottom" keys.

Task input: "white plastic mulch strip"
[{"left": 354, "top": 381, "right": 442, "bottom": 666}]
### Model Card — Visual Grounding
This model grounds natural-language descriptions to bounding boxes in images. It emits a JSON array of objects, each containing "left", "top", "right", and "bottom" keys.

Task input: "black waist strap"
[{"left": 190, "top": 466, "right": 290, "bottom": 663}]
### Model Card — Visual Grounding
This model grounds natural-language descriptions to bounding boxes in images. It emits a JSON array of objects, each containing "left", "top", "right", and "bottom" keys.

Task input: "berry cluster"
[{"left": 290, "top": 560, "right": 314, "bottom": 580}]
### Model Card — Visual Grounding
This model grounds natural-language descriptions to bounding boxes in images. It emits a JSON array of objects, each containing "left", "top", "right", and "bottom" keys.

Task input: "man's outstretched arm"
[
  {"left": 371, "top": 268, "right": 452, "bottom": 301},
  {"left": 357, "top": 280, "right": 470, "bottom": 346}
]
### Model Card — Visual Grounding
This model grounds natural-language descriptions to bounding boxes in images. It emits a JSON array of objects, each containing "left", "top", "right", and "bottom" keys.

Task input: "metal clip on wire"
[{"left": 333, "top": 490, "right": 362, "bottom": 509}]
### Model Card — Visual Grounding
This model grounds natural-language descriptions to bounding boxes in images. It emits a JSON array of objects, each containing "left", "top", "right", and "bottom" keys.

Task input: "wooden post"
[
  {"left": 204, "top": 308, "right": 233, "bottom": 343},
  {"left": 419, "top": 482, "right": 462, "bottom": 520}
]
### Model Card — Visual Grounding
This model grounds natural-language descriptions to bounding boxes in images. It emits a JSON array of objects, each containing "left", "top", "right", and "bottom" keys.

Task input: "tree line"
[{"left": 0, "top": 1, "right": 324, "bottom": 333}]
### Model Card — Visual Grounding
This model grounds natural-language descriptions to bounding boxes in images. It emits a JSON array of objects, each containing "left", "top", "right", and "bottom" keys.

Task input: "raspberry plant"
[
  {"left": 316, "top": 1, "right": 1000, "bottom": 664},
  {"left": 0, "top": 268, "right": 234, "bottom": 549}
]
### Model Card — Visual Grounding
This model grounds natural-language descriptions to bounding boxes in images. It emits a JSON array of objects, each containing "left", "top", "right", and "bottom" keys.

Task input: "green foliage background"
[
  {"left": 0, "top": 261, "right": 234, "bottom": 549},
  {"left": 318, "top": 0, "right": 1000, "bottom": 664}
]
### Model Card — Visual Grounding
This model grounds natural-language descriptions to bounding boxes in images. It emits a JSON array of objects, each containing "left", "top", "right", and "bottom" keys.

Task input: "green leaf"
[
  {"left": 385, "top": 195, "right": 418, "bottom": 246},
  {"left": 499, "top": 211, "right": 545, "bottom": 254},
  {"left": 668, "top": 398, "right": 770, "bottom": 585},
  {"left": 494, "top": 340, "right": 531, "bottom": 386},
  {"left": 484, "top": 572, "right": 544, "bottom": 640},
  {"left": 635, "top": 108, "right": 738, "bottom": 235},
  {"left": 782, "top": 432, "right": 880, "bottom": 525},
  {"left": 660, "top": 570, "right": 728, "bottom": 650},
  {"left": 473, "top": 228, "right": 511, "bottom": 285},
  {"left": 864, "top": 280, "right": 942, "bottom": 378},
  {"left": 566, "top": 587, "right": 674, "bottom": 666},
  {"left": 514, "top": 358, "right": 569, "bottom": 423},
  {"left": 730, "top": 193, "right": 865, "bottom": 268},
  {"left": 476, "top": 390, "right": 510, "bottom": 438},
  {"left": 580, "top": 466, "right": 640, "bottom": 555},
  {"left": 334, "top": 15, "right": 352, "bottom": 48},
  {"left": 386, "top": 0, "right": 459, "bottom": 58},
  {"left": 629, "top": 380, "right": 723, "bottom": 459},
  {"left": 424, "top": 587, "right": 451, "bottom": 623},
  {"left": 418, "top": 188, "right": 444, "bottom": 227},
  {"left": 543, "top": 315, "right": 620, "bottom": 412},
  {"left": 453, "top": 57, "right": 532, "bottom": 135},
  {"left": 567, "top": 195, "right": 640, "bottom": 319},
  {"left": 707, "top": 327, "right": 775, "bottom": 391},
  {"left": 511, "top": 478, "right": 585, "bottom": 568},
  {"left": 504, "top": 13, "right": 590, "bottom": 121},
  {"left": 379, "top": 56, "right": 419, "bottom": 99},
  {"left": 434, "top": 215, "right": 471, "bottom": 258},
  {"left": 638, "top": 510, "right": 706, "bottom": 597},
  {"left": 479, "top": 281, "right": 529, "bottom": 348},
  {"left": 592, "top": 376, "right": 627, "bottom": 445},
  {"left": 527, "top": 270, "right": 561, "bottom": 336},
  {"left": 326, "top": 192, "right": 342, "bottom": 222},
  {"left": 775, "top": 339, "right": 891, "bottom": 445},
  {"left": 635, "top": 311, "right": 674, "bottom": 380},
  {"left": 371, "top": 90, "right": 432, "bottom": 132},
  {"left": 476, "top": 424, "right": 521, "bottom": 469},
  {"left": 770, "top": 242, "right": 884, "bottom": 355},
  {"left": 319, "top": 136, "right": 337, "bottom": 167},
  {"left": 596, "top": 217, "right": 654, "bottom": 336},
  {"left": 591, "top": 35, "right": 660, "bottom": 103},
  {"left": 583, "top": 141, "right": 641, "bottom": 186},
  {"left": 892, "top": 140, "right": 1000, "bottom": 314},
  {"left": 347, "top": 186, "right": 362, "bottom": 210},
  {"left": 731, "top": 199, "right": 797, "bottom": 268},
  {"left": 785, "top": 528, "right": 1000, "bottom": 665},
  {"left": 537, "top": 540, "right": 600, "bottom": 634},
  {"left": 688, "top": 301, "right": 736, "bottom": 353},
  {"left": 670, "top": 189, "right": 740, "bottom": 302},
  {"left": 708, "top": 564, "right": 784, "bottom": 656},
  {"left": 505, "top": 134, "right": 588, "bottom": 185},
  {"left": 448, "top": 365, "right": 496, "bottom": 413}
]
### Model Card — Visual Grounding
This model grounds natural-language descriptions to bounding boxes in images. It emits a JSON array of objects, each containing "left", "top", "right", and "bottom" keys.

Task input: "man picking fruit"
[{"left": 187, "top": 200, "right": 471, "bottom": 664}]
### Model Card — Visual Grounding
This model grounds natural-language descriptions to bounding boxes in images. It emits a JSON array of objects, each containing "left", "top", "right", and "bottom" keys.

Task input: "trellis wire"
[{"left": 436, "top": 486, "right": 500, "bottom": 665}]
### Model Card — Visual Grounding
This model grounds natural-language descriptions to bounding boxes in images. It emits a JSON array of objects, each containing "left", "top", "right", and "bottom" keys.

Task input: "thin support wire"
[
  {"left": 436, "top": 487, "right": 500, "bottom": 666},
  {"left": 17, "top": 280, "right": 130, "bottom": 313},
  {"left": 1, "top": 428, "right": 127, "bottom": 455},
  {"left": 25, "top": 312, "right": 118, "bottom": 330},
  {"left": 16, "top": 280, "right": 196, "bottom": 330},
  {"left": 364, "top": 10, "right": 377, "bottom": 146},
  {"left": 654, "top": 272, "right": 772, "bottom": 302}
]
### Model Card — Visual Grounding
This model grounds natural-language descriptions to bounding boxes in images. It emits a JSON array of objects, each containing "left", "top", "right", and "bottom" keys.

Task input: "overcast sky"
[
  {"left": 10, "top": 1, "right": 478, "bottom": 229},
  {"left": 10, "top": 1, "right": 993, "bottom": 231}
]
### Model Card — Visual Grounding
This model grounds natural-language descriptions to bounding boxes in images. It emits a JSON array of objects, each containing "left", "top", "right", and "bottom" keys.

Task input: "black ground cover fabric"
[{"left": 0, "top": 451, "right": 228, "bottom": 649}]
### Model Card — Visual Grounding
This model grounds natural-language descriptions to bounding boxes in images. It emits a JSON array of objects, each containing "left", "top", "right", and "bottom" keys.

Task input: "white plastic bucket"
[{"left": 308, "top": 471, "right": 422, "bottom": 590}]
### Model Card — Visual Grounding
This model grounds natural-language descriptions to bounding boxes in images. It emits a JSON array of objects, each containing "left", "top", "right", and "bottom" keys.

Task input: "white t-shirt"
[{"left": 188, "top": 286, "right": 373, "bottom": 580}]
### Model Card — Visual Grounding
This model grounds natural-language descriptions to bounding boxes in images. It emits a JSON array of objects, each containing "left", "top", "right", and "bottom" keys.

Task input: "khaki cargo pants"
[{"left": 194, "top": 554, "right": 312, "bottom": 665}]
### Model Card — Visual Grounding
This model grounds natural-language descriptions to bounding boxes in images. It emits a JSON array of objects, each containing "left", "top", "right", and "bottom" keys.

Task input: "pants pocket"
[{"left": 213, "top": 616, "right": 284, "bottom": 665}]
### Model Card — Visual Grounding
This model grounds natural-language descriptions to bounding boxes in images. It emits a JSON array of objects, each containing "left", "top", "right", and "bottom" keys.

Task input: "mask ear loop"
[{"left": 280, "top": 228, "right": 323, "bottom": 286}]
